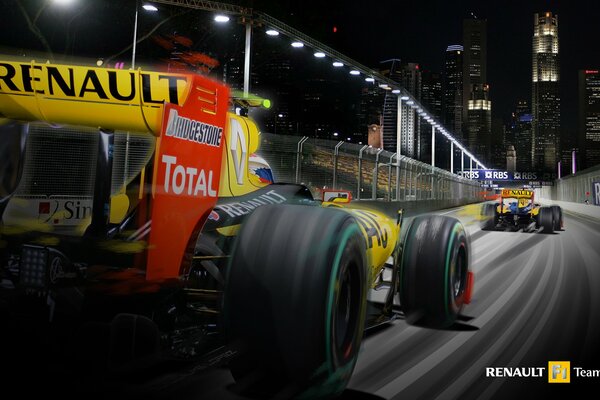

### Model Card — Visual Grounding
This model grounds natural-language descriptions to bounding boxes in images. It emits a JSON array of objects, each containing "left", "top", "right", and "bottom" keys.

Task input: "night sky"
[
  {"left": 1, "top": 0, "right": 599, "bottom": 137},
  {"left": 255, "top": 0, "right": 600, "bottom": 136}
]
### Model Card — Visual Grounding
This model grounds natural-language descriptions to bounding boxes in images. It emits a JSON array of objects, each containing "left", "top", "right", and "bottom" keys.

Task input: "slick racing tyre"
[
  {"left": 537, "top": 207, "right": 554, "bottom": 233},
  {"left": 551, "top": 205, "right": 563, "bottom": 231},
  {"left": 480, "top": 203, "right": 496, "bottom": 231},
  {"left": 400, "top": 215, "right": 469, "bottom": 328},
  {"left": 225, "top": 204, "right": 368, "bottom": 399}
]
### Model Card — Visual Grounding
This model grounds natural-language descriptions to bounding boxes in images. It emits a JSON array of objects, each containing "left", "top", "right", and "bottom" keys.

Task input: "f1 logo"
[{"left": 548, "top": 361, "right": 570, "bottom": 383}]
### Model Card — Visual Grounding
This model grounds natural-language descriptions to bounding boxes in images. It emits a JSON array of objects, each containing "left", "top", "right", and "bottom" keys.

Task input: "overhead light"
[
  {"left": 314, "top": 52, "right": 326, "bottom": 58},
  {"left": 51, "top": 0, "right": 75, "bottom": 5},
  {"left": 332, "top": 61, "right": 344, "bottom": 67},
  {"left": 392, "top": 89, "right": 401, "bottom": 94},
  {"left": 406, "top": 100, "right": 414, "bottom": 105},
  {"left": 400, "top": 96, "right": 409, "bottom": 100},
  {"left": 214, "top": 15, "right": 230, "bottom": 23},
  {"left": 378, "top": 83, "right": 389, "bottom": 89},
  {"left": 291, "top": 41, "right": 304, "bottom": 48},
  {"left": 333, "top": 132, "right": 339, "bottom": 137},
  {"left": 266, "top": 29, "right": 279, "bottom": 36},
  {"left": 277, "top": 113, "right": 283, "bottom": 118},
  {"left": 365, "top": 77, "right": 375, "bottom": 83},
  {"left": 142, "top": 4, "right": 158, "bottom": 11},
  {"left": 349, "top": 70, "right": 360, "bottom": 75},
  {"left": 347, "top": 137, "right": 352, "bottom": 141}
]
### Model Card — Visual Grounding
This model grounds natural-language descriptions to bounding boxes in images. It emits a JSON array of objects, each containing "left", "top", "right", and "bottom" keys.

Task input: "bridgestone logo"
[{"left": 165, "top": 109, "right": 222, "bottom": 147}]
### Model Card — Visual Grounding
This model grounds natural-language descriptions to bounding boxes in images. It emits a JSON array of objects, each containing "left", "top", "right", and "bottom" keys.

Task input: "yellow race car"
[
  {"left": 480, "top": 189, "right": 563, "bottom": 233},
  {"left": 0, "top": 60, "right": 473, "bottom": 398}
]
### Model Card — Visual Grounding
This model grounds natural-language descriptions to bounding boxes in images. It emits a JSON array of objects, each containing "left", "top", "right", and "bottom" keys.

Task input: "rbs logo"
[{"left": 548, "top": 361, "right": 570, "bottom": 383}]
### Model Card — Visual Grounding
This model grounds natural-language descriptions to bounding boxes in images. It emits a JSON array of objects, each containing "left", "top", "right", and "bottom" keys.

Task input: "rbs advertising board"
[{"left": 460, "top": 170, "right": 556, "bottom": 181}]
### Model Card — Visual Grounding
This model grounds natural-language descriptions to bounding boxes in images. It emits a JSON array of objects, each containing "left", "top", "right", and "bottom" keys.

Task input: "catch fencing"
[{"left": 259, "top": 133, "right": 481, "bottom": 203}]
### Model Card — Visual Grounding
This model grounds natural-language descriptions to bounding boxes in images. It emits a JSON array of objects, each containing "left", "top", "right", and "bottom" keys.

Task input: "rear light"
[{"left": 20, "top": 245, "right": 48, "bottom": 288}]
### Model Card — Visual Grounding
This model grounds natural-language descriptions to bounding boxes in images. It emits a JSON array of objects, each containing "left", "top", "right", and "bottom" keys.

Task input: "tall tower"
[
  {"left": 463, "top": 18, "right": 492, "bottom": 164},
  {"left": 579, "top": 69, "right": 600, "bottom": 169},
  {"left": 532, "top": 12, "right": 560, "bottom": 172},
  {"left": 380, "top": 59, "right": 404, "bottom": 153},
  {"left": 380, "top": 60, "right": 422, "bottom": 158},
  {"left": 443, "top": 45, "right": 463, "bottom": 140}
]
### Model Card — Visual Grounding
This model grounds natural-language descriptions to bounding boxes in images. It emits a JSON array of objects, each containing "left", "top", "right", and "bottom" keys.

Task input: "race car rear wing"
[
  {"left": 0, "top": 60, "right": 204, "bottom": 135},
  {"left": 501, "top": 189, "right": 534, "bottom": 199},
  {"left": 0, "top": 60, "right": 230, "bottom": 280}
]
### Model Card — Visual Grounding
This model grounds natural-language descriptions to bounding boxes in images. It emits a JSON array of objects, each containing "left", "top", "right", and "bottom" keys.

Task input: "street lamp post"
[
  {"left": 243, "top": 22, "right": 252, "bottom": 96},
  {"left": 431, "top": 125, "right": 435, "bottom": 169},
  {"left": 131, "top": 2, "right": 158, "bottom": 69},
  {"left": 450, "top": 141, "right": 454, "bottom": 174},
  {"left": 132, "top": 1, "right": 139, "bottom": 69}
]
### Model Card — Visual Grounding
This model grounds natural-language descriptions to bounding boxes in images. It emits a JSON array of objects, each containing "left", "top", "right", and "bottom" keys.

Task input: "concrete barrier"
[
  {"left": 539, "top": 198, "right": 600, "bottom": 221},
  {"left": 356, "top": 198, "right": 480, "bottom": 218}
]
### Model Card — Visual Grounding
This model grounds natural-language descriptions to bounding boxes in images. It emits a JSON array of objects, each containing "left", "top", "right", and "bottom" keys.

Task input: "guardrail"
[{"left": 259, "top": 133, "right": 482, "bottom": 203}]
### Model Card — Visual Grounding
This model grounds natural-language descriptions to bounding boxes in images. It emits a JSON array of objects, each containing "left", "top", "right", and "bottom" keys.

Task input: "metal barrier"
[
  {"left": 538, "top": 164, "right": 600, "bottom": 205},
  {"left": 258, "top": 133, "right": 481, "bottom": 202}
]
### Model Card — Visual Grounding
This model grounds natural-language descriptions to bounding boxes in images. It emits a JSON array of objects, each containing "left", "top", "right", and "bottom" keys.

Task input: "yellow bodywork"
[
  {"left": 218, "top": 113, "right": 270, "bottom": 197},
  {"left": 0, "top": 60, "right": 402, "bottom": 287},
  {"left": 0, "top": 60, "right": 191, "bottom": 135},
  {"left": 496, "top": 189, "right": 539, "bottom": 215},
  {"left": 323, "top": 201, "right": 401, "bottom": 286}
]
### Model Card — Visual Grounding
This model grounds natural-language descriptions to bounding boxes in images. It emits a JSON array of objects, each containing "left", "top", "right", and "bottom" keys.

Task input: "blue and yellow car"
[
  {"left": 0, "top": 60, "right": 474, "bottom": 398},
  {"left": 481, "top": 189, "right": 563, "bottom": 233}
]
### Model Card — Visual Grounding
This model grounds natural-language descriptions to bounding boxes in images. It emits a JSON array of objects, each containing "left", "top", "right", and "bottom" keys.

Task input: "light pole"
[{"left": 132, "top": 2, "right": 158, "bottom": 69}]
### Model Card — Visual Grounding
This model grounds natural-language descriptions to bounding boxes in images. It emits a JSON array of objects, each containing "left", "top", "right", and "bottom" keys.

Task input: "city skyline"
[
  {"left": 1, "top": 1, "right": 599, "bottom": 170},
  {"left": 257, "top": 0, "right": 599, "bottom": 142}
]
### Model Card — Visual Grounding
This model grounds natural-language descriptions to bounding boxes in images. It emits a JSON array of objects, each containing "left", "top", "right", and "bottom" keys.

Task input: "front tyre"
[
  {"left": 400, "top": 215, "right": 470, "bottom": 328},
  {"left": 225, "top": 204, "right": 368, "bottom": 399}
]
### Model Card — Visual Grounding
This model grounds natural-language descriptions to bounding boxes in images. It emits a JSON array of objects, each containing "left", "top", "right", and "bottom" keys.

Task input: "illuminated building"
[
  {"left": 532, "top": 11, "right": 560, "bottom": 171},
  {"left": 380, "top": 59, "right": 422, "bottom": 158},
  {"left": 443, "top": 45, "right": 463, "bottom": 140},
  {"left": 579, "top": 69, "right": 600, "bottom": 169},
  {"left": 510, "top": 101, "right": 533, "bottom": 171},
  {"left": 463, "top": 18, "right": 492, "bottom": 163}
]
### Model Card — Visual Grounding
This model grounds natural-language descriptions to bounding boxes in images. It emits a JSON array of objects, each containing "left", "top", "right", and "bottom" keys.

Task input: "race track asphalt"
[{"left": 130, "top": 203, "right": 600, "bottom": 399}]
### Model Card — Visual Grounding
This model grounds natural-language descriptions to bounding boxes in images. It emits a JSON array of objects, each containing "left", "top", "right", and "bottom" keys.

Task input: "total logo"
[{"left": 161, "top": 155, "right": 217, "bottom": 197}]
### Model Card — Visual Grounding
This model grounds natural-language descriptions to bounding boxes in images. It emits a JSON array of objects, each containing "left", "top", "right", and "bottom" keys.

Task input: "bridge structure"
[{"left": 149, "top": 0, "right": 488, "bottom": 194}]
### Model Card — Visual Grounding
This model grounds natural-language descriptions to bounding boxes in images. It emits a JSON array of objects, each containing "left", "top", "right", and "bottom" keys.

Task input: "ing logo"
[{"left": 548, "top": 361, "right": 570, "bottom": 383}]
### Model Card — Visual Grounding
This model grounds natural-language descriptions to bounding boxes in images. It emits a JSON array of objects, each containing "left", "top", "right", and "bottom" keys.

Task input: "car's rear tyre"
[
  {"left": 480, "top": 203, "right": 496, "bottom": 231},
  {"left": 551, "top": 205, "right": 563, "bottom": 231},
  {"left": 225, "top": 204, "right": 367, "bottom": 399},
  {"left": 400, "top": 215, "right": 469, "bottom": 328},
  {"left": 537, "top": 207, "right": 554, "bottom": 233}
]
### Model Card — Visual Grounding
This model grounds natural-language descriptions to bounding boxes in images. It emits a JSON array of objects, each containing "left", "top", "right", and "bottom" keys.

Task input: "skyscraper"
[
  {"left": 579, "top": 69, "right": 600, "bottom": 169},
  {"left": 380, "top": 59, "right": 404, "bottom": 153},
  {"left": 463, "top": 18, "right": 492, "bottom": 163},
  {"left": 422, "top": 70, "right": 445, "bottom": 167},
  {"left": 421, "top": 71, "right": 442, "bottom": 120},
  {"left": 532, "top": 12, "right": 560, "bottom": 172},
  {"left": 380, "top": 60, "right": 421, "bottom": 158},
  {"left": 400, "top": 63, "right": 424, "bottom": 160},
  {"left": 443, "top": 45, "right": 463, "bottom": 139},
  {"left": 508, "top": 100, "right": 533, "bottom": 171}
]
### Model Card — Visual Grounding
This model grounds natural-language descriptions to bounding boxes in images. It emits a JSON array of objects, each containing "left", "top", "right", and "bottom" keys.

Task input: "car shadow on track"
[
  {"left": 339, "top": 389, "right": 386, "bottom": 399},
  {"left": 483, "top": 233, "right": 549, "bottom": 268}
]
